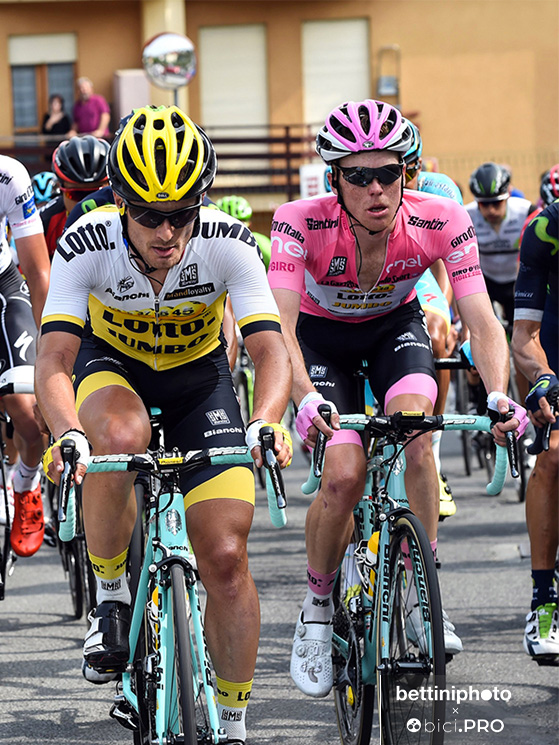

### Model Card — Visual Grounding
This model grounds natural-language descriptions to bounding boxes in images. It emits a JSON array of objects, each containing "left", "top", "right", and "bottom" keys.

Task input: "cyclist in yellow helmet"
[{"left": 36, "top": 105, "right": 292, "bottom": 745}]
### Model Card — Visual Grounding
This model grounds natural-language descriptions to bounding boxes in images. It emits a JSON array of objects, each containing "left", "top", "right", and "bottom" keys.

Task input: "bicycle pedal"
[{"left": 110, "top": 699, "right": 139, "bottom": 731}]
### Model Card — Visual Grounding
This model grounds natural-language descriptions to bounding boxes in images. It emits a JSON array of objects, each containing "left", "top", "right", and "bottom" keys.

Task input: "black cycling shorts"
[
  {"left": 297, "top": 297, "right": 437, "bottom": 414},
  {"left": 0, "top": 262, "right": 37, "bottom": 373},
  {"left": 73, "top": 336, "right": 251, "bottom": 498}
]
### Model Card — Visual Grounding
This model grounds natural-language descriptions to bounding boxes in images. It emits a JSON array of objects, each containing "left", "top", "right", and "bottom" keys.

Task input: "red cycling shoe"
[{"left": 10, "top": 484, "right": 44, "bottom": 557}]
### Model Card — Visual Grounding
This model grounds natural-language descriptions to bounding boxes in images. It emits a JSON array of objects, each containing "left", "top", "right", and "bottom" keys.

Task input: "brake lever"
[
  {"left": 58, "top": 438, "right": 77, "bottom": 522},
  {"left": 313, "top": 404, "right": 331, "bottom": 479},
  {"left": 488, "top": 406, "right": 519, "bottom": 478},
  {"left": 259, "top": 426, "right": 286, "bottom": 509}
]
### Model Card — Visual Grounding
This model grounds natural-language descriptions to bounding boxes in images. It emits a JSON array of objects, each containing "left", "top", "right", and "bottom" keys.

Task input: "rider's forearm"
[
  {"left": 16, "top": 234, "right": 51, "bottom": 327},
  {"left": 35, "top": 355, "right": 82, "bottom": 438},
  {"left": 280, "top": 322, "right": 317, "bottom": 407},
  {"left": 512, "top": 322, "right": 553, "bottom": 383},
  {"left": 469, "top": 316, "right": 510, "bottom": 394},
  {"left": 246, "top": 331, "right": 293, "bottom": 423}
]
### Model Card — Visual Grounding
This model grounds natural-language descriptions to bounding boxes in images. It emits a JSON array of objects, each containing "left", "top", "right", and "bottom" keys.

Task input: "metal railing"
[{"left": 0, "top": 123, "right": 320, "bottom": 203}]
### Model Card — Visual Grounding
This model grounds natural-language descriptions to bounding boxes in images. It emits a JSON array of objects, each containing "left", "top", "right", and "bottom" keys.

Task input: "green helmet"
[{"left": 216, "top": 195, "right": 253, "bottom": 222}]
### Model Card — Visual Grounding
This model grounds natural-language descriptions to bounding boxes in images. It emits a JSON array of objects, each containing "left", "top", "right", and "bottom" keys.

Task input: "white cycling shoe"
[
  {"left": 290, "top": 613, "right": 333, "bottom": 697},
  {"left": 523, "top": 603, "right": 559, "bottom": 660},
  {"left": 406, "top": 604, "right": 463, "bottom": 656}
]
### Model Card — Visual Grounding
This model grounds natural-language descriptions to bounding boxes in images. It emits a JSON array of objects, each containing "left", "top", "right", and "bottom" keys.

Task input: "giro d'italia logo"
[{"left": 407, "top": 718, "right": 422, "bottom": 732}]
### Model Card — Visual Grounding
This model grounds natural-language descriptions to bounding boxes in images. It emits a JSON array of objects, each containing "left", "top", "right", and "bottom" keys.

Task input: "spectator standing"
[
  {"left": 67, "top": 77, "right": 111, "bottom": 138},
  {"left": 41, "top": 94, "right": 71, "bottom": 137}
]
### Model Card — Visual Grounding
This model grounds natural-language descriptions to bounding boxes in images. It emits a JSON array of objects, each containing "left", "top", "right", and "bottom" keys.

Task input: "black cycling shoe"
[{"left": 83, "top": 600, "right": 131, "bottom": 672}]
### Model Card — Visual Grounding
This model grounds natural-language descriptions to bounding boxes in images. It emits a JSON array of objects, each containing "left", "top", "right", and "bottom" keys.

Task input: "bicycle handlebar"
[
  {"left": 301, "top": 411, "right": 509, "bottom": 497},
  {"left": 57, "top": 435, "right": 288, "bottom": 538}
]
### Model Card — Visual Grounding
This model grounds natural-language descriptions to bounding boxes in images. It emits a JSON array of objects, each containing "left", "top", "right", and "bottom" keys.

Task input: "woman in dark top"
[{"left": 41, "top": 94, "right": 71, "bottom": 136}]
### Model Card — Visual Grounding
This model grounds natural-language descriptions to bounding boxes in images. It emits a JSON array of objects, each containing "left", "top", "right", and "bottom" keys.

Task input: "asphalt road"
[{"left": 0, "top": 431, "right": 557, "bottom": 745}]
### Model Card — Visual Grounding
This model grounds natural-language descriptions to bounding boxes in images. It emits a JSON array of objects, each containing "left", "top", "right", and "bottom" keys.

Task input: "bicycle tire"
[
  {"left": 129, "top": 482, "right": 152, "bottom": 745},
  {"left": 167, "top": 562, "right": 198, "bottom": 745},
  {"left": 65, "top": 540, "right": 84, "bottom": 619},
  {"left": 333, "top": 544, "right": 374, "bottom": 745},
  {"left": 454, "top": 369, "right": 472, "bottom": 477},
  {"left": 129, "top": 480, "right": 147, "bottom": 605},
  {"left": 74, "top": 484, "right": 96, "bottom": 619},
  {"left": 377, "top": 513, "right": 446, "bottom": 745},
  {"left": 132, "top": 616, "right": 153, "bottom": 745}
]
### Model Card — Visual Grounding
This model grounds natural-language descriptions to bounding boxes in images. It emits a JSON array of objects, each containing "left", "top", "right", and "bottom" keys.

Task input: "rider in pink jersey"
[
  {"left": 270, "top": 99, "right": 528, "bottom": 699},
  {"left": 269, "top": 188, "right": 484, "bottom": 321}
]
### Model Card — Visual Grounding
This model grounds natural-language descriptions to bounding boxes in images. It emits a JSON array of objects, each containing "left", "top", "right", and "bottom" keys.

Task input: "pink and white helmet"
[{"left": 316, "top": 100, "right": 414, "bottom": 163}]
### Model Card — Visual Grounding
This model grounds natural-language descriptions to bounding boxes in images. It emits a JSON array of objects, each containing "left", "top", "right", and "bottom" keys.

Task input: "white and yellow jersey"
[{"left": 41, "top": 205, "right": 280, "bottom": 370}]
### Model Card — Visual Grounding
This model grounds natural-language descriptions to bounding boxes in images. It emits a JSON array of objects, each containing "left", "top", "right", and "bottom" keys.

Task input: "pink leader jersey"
[{"left": 268, "top": 189, "right": 486, "bottom": 321}]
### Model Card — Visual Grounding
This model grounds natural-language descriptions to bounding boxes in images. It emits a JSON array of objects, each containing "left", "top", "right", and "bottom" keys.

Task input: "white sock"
[
  {"left": 302, "top": 587, "right": 333, "bottom": 624},
  {"left": 12, "top": 460, "right": 40, "bottom": 493},
  {"left": 217, "top": 703, "right": 247, "bottom": 742},
  {"left": 95, "top": 569, "right": 131, "bottom": 605}
]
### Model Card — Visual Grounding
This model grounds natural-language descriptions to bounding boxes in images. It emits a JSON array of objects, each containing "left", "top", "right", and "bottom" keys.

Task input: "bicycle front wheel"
[
  {"left": 166, "top": 562, "right": 198, "bottom": 745},
  {"left": 333, "top": 546, "right": 374, "bottom": 745},
  {"left": 377, "top": 513, "right": 446, "bottom": 745}
]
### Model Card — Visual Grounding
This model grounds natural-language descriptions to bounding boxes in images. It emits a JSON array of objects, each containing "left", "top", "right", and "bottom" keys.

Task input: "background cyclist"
[
  {"left": 216, "top": 194, "right": 272, "bottom": 269},
  {"left": 0, "top": 155, "right": 50, "bottom": 557},
  {"left": 31, "top": 171, "right": 58, "bottom": 208},
  {"left": 512, "top": 199, "right": 559, "bottom": 662},
  {"left": 40, "top": 135, "right": 110, "bottom": 258},
  {"left": 268, "top": 99, "right": 527, "bottom": 697},
  {"left": 465, "top": 161, "right": 535, "bottom": 327},
  {"left": 36, "top": 105, "right": 292, "bottom": 745},
  {"left": 402, "top": 122, "right": 462, "bottom": 517}
]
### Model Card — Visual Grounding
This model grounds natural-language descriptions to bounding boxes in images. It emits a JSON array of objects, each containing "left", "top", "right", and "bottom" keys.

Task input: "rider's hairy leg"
[
  {"left": 78, "top": 385, "right": 151, "bottom": 558},
  {"left": 187, "top": 497, "right": 260, "bottom": 684},
  {"left": 526, "top": 430, "right": 559, "bottom": 571},
  {"left": 305, "top": 443, "right": 366, "bottom": 574}
]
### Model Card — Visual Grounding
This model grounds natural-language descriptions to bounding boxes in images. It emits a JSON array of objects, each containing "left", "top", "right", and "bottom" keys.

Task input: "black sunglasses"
[
  {"left": 477, "top": 199, "right": 505, "bottom": 207},
  {"left": 337, "top": 163, "right": 404, "bottom": 187},
  {"left": 125, "top": 200, "right": 202, "bottom": 229}
]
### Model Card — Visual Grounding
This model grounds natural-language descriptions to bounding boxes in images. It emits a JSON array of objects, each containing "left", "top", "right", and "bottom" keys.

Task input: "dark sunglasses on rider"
[
  {"left": 404, "top": 161, "right": 421, "bottom": 183},
  {"left": 477, "top": 198, "right": 505, "bottom": 207},
  {"left": 337, "top": 163, "right": 404, "bottom": 188},
  {"left": 125, "top": 200, "right": 202, "bottom": 229}
]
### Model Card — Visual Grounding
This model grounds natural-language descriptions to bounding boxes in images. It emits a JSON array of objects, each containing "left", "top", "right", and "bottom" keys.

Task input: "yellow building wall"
[
  {"left": 0, "top": 1, "right": 142, "bottom": 137},
  {"left": 0, "top": 0, "right": 557, "bottom": 200},
  {"left": 185, "top": 0, "right": 558, "bottom": 201}
]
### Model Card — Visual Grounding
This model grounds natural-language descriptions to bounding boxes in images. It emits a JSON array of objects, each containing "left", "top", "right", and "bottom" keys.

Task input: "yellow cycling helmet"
[{"left": 108, "top": 105, "right": 216, "bottom": 203}]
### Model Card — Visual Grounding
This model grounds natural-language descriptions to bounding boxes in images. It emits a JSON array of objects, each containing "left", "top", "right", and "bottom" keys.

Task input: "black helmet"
[
  {"left": 469, "top": 162, "right": 510, "bottom": 202},
  {"left": 108, "top": 105, "right": 216, "bottom": 204},
  {"left": 540, "top": 164, "right": 559, "bottom": 207},
  {"left": 52, "top": 135, "right": 110, "bottom": 186}
]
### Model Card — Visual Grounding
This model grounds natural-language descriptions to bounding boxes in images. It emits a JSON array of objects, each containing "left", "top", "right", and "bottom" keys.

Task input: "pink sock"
[
  {"left": 307, "top": 564, "right": 338, "bottom": 595},
  {"left": 302, "top": 564, "right": 338, "bottom": 622}
]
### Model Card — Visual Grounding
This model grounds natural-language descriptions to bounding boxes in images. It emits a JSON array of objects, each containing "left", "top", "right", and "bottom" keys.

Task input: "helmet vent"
[
  {"left": 155, "top": 146, "right": 167, "bottom": 184},
  {"left": 331, "top": 119, "right": 357, "bottom": 145},
  {"left": 357, "top": 105, "right": 371, "bottom": 133},
  {"left": 123, "top": 142, "right": 148, "bottom": 188}
]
